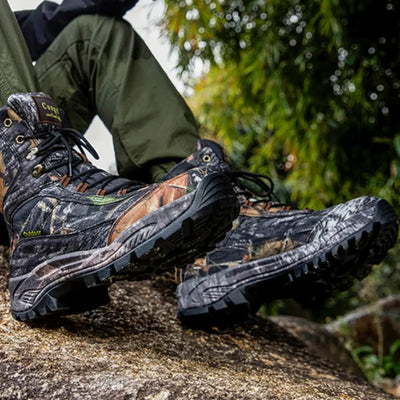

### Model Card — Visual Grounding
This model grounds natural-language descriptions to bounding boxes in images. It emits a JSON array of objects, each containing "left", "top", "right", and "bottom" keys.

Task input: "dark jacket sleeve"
[{"left": 15, "top": 0, "right": 139, "bottom": 61}]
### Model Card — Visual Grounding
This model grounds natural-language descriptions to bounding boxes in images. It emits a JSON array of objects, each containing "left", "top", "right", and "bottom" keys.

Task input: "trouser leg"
[
  {"left": 0, "top": 0, "right": 39, "bottom": 103},
  {"left": 34, "top": 14, "right": 199, "bottom": 182},
  {"left": 0, "top": 0, "right": 40, "bottom": 244}
]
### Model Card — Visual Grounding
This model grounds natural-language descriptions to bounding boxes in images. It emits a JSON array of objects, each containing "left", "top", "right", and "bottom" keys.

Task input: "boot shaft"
[{"left": 0, "top": 93, "right": 85, "bottom": 215}]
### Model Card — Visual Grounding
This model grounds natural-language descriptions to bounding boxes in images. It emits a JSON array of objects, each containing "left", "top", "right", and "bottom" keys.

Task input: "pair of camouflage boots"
[{"left": 0, "top": 92, "right": 398, "bottom": 327}]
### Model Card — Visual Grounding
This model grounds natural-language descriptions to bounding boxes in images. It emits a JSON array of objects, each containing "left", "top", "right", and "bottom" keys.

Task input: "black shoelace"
[
  {"left": 22, "top": 123, "right": 144, "bottom": 194},
  {"left": 230, "top": 171, "right": 280, "bottom": 204},
  {"left": 231, "top": 171, "right": 313, "bottom": 212}
]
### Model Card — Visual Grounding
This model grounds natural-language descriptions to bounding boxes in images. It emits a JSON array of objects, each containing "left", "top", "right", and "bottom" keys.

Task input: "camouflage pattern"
[
  {"left": 161, "top": 138, "right": 231, "bottom": 180},
  {"left": 0, "top": 93, "right": 239, "bottom": 320},
  {"left": 178, "top": 204, "right": 313, "bottom": 283},
  {"left": 178, "top": 195, "right": 397, "bottom": 287}
]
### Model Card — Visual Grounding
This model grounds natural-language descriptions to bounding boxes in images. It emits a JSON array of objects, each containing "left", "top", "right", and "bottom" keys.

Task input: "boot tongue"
[
  {"left": 197, "top": 139, "right": 229, "bottom": 164},
  {"left": 7, "top": 92, "right": 63, "bottom": 131}
]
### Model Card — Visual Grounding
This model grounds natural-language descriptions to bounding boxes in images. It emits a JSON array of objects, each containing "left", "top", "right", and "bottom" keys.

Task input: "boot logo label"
[
  {"left": 32, "top": 95, "right": 62, "bottom": 127},
  {"left": 22, "top": 230, "right": 43, "bottom": 238},
  {"left": 86, "top": 195, "right": 125, "bottom": 205}
]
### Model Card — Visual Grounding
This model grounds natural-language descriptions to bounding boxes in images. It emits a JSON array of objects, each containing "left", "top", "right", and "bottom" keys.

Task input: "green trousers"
[{"left": 0, "top": 1, "right": 199, "bottom": 181}]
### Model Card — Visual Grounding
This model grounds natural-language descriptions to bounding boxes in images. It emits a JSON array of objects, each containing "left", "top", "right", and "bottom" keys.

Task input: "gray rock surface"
[
  {"left": 0, "top": 247, "right": 394, "bottom": 400},
  {"left": 271, "top": 315, "right": 363, "bottom": 377}
]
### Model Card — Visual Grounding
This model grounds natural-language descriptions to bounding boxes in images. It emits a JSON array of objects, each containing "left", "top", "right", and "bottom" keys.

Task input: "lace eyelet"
[
  {"left": 15, "top": 135, "right": 25, "bottom": 145},
  {"left": 202, "top": 154, "right": 211, "bottom": 163},
  {"left": 3, "top": 118, "right": 12, "bottom": 128},
  {"left": 26, "top": 147, "right": 38, "bottom": 161},
  {"left": 32, "top": 164, "right": 45, "bottom": 178}
]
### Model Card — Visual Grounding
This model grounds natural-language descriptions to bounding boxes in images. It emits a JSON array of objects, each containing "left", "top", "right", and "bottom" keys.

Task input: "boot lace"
[
  {"left": 230, "top": 171, "right": 296, "bottom": 211},
  {"left": 231, "top": 171, "right": 314, "bottom": 212},
  {"left": 230, "top": 171, "right": 278, "bottom": 200},
  {"left": 21, "top": 123, "right": 144, "bottom": 194}
]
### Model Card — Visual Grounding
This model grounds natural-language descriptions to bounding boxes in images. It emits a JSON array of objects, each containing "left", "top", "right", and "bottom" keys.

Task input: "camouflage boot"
[
  {"left": 164, "top": 140, "right": 399, "bottom": 326},
  {"left": 0, "top": 93, "right": 239, "bottom": 321}
]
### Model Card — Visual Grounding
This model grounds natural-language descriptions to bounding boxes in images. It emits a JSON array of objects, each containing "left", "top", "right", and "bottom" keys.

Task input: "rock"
[
  {"left": 271, "top": 315, "right": 363, "bottom": 377},
  {"left": 376, "top": 378, "right": 400, "bottom": 399},
  {"left": 0, "top": 247, "right": 394, "bottom": 400},
  {"left": 327, "top": 295, "right": 400, "bottom": 355}
]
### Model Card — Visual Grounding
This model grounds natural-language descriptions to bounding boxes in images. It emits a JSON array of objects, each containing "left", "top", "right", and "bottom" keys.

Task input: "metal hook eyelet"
[
  {"left": 202, "top": 154, "right": 211, "bottom": 163},
  {"left": 26, "top": 147, "right": 38, "bottom": 161},
  {"left": 3, "top": 118, "right": 12, "bottom": 128},
  {"left": 15, "top": 135, "right": 25, "bottom": 145},
  {"left": 32, "top": 164, "right": 45, "bottom": 178}
]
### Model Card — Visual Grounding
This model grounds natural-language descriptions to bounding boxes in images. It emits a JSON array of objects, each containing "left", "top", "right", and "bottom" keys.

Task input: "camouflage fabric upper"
[
  {"left": 179, "top": 192, "right": 392, "bottom": 284},
  {"left": 178, "top": 203, "right": 318, "bottom": 283}
]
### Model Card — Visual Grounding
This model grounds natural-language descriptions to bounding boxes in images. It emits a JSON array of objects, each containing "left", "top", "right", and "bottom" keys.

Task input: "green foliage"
[
  {"left": 161, "top": 0, "right": 400, "bottom": 210},
  {"left": 383, "top": 340, "right": 400, "bottom": 377},
  {"left": 353, "top": 346, "right": 384, "bottom": 382},
  {"left": 353, "top": 340, "right": 400, "bottom": 382},
  {"left": 334, "top": 322, "right": 400, "bottom": 383}
]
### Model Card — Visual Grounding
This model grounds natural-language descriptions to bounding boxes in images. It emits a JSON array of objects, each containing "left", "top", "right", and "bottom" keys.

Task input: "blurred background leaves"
[{"left": 161, "top": 0, "right": 400, "bottom": 211}]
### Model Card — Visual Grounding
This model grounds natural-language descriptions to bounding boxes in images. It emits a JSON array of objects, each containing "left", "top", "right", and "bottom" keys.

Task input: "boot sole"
[
  {"left": 11, "top": 173, "right": 239, "bottom": 321},
  {"left": 177, "top": 198, "right": 399, "bottom": 327}
]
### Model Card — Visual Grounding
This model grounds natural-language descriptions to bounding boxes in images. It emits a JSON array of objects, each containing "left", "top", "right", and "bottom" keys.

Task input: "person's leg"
[
  {"left": 0, "top": 0, "right": 39, "bottom": 103},
  {"left": 0, "top": 0, "right": 41, "bottom": 245},
  {"left": 34, "top": 14, "right": 199, "bottom": 182}
]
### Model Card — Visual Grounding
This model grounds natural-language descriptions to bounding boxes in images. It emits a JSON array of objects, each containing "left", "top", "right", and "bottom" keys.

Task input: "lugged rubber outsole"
[
  {"left": 12, "top": 173, "right": 239, "bottom": 321},
  {"left": 177, "top": 198, "right": 399, "bottom": 328}
]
